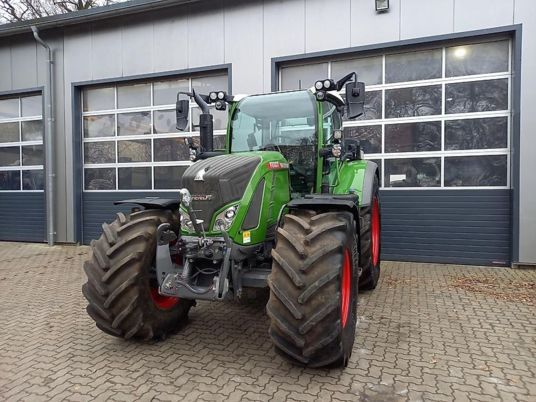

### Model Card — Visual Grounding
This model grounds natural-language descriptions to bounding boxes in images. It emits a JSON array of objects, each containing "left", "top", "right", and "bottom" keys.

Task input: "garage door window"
[
  {"left": 0, "top": 94, "right": 44, "bottom": 191},
  {"left": 82, "top": 73, "right": 228, "bottom": 191},
  {"left": 279, "top": 39, "right": 511, "bottom": 189}
]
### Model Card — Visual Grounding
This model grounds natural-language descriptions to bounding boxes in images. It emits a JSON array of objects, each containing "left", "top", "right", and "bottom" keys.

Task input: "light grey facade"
[{"left": 0, "top": 0, "right": 534, "bottom": 265}]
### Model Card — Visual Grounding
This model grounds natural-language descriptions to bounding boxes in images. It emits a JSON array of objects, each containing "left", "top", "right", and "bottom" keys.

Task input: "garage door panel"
[
  {"left": 0, "top": 193, "right": 45, "bottom": 242},
  {"left": 380, "top": 189, "right": 510, "bottom": 266}
]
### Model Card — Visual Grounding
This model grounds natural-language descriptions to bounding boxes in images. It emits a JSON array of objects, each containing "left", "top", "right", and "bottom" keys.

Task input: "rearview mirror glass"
[
  {"left": 345, "top": 81, "right": 365, "bottom": 120},
  {"left": 176, "top": 99, "right": 190, "bottom": 131}
]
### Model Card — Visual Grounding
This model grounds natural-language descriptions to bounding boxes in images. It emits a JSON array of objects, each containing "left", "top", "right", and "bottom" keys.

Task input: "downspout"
[{"left": 31, "top": 26, "right": 55, "bottom": 246}]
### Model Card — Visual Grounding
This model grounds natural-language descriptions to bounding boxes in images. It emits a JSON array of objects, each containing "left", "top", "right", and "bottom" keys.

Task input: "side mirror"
[
  {"left": 345, "top": 81, "right": 365, "bottom": 120},
  {"left": 176, "top": 99, "right": 190, "bottom": 131}
]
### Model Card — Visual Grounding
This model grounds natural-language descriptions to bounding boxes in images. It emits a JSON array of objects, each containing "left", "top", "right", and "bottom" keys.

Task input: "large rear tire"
[
  {"left": 359, "top": 175, "right": 381, "bottom": 290},
  {"left": 83, "top": 209, "right": 192, "bottom": 340},
  {"left": 267, "top": 210, "right": 359, "bottom": 368}
]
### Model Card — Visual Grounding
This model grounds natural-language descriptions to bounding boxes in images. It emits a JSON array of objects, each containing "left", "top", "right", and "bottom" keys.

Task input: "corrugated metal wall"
[
  {"left": 380, "top": 190, "right": 511, "bottom": 266},
  {"left": 0, "top": 193, "right": 45, "bottom": 242}
]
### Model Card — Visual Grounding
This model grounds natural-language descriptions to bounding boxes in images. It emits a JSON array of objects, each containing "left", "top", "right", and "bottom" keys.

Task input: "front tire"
[
  {"left": 83, "top": 209, "right": 192, "bottom": 340},
  {"left": 267, "top": 210, "right": 359, "bottom": 368}
]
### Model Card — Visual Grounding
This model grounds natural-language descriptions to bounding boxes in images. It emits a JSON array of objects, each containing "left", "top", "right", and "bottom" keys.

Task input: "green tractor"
[{"left": 83, "top": 72, "right": 381, "bottom": 368}]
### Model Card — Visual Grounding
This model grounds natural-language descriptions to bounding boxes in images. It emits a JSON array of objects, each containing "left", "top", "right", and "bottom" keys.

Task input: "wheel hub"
[
  {"left": 150, "top": 287, "right": 179, "bottom": 310},
  {"left": 371, "top": 197, "right": 380, "bottom": 267},
  {"left": 341, "top": 248, "right": 351, "bottom": 328}
]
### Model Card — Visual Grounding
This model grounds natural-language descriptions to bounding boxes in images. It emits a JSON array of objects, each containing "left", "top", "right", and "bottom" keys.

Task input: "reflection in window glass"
[
  {"left": 385, "top": 85, "right": 442, "bottom": 118},
  {"left": 21, "top": 120, "right": 43, "bottom": 141},
  {"left": 153, "top": 79, "right": 189, "bottom": 105},
  {"left": 117, "top": 112, "right": 151, "bottom": 136},
  {"left": 118, "top": 167, "right": 151, "bottom": 190},
  {"left": 384, "top": 157, "right": 441, "bottom": 187},
  {"left": 346, "top": 90, "right": 382, "bottom": 121},
  {"left": 0, "top": 122, "right": 20, "bottom": 143},
  {"left": 84, "top": 142, "right": 115, "bottom": 164},
  {"left": 385, "top": 121, "right": 441, "bottom": 153},
  {"left": 343, "top": 125, "right": 381, "bottom": 154},
  {"left": 154, "top": 138, "right": 189, "bottom": 161},
  {"left": 118, "top": 140, "right": 151, "bottom": 163},
  {"left": 154, "top": 166, "right": 188, "bottom": 189},
  {"left": 84, "top": 168, "right": 116, "bottom": 190},
  {"left": 153, "top": 110, "right": 179, "bottom": 134},
  {"left": 22, "top": 170, "right": 44, "bottom": 190},
  {"left": 280, "top": 63, "right": 329, "bottom": 91},
  {"left": 117, "top": 83, "right": 151, "bottom": 109},
  {"left": 0, "top": 146, "right": 20, "bottom": 166},
  {"left": 0, "top": 98, "right": 19, "bottom": 119},
  {"left": 445, "top": 117, "right": 507, "bottom": 150},
  {"left": 0, "top": 170, "right": 20, "bottom": 190},
  {"left": 386, "top": 49, "right": 442, "bottom": 83},
  {"left": 445, "top": 155, "right": 507, "bottom": 187},
  {"left": 446, "top": 41, "right": 509, "bottom": 77},
  {"left": 192, "top": 108, "right": 228, "bottom": 131},
  {"left": 446, "top": 79, "right": 508, "bottom": 114},
  {"left": 22, "top": 145, "right": 44, "bottom": 166},
  {"left": 214, "top": 135, "right": 226, "bottom": 150},
  {"left": 83, "top": 115, "right": 115, "bottom": 138},
  {"left": 83, "top": 87, "right": 115, "bottom": 111},
  {"left": 191, "top": 75, "right": 228, "bottom": 94},
  {"left": 331, "top": 56, "right": 383, "bottom": 85},
  {"left": 21, "top": 95, "right": 42, "bottom": 117}
]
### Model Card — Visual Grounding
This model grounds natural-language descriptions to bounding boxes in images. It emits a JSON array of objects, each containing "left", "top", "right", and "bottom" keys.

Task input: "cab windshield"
[{"left": 230, "top": 90, "right": 318, "bottom": 193}]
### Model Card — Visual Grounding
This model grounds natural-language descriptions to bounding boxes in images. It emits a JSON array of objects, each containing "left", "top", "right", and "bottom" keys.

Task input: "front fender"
[{"left": 332, "top": 160, "right": 379, "bottom": 207}]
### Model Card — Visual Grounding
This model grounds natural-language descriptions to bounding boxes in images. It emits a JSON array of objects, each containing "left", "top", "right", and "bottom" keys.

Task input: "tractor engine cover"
[{"left": 181, "top": 154, "right": 261, "bottom": 225}]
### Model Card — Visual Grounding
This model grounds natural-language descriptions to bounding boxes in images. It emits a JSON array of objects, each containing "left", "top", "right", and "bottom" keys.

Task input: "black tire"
[
  {"left": 267, "top": 210, "right": 359, "bottom": 368},
  {"left": 358, "top": 175, "right": 381, "bottom": 290},
  {"left": 83, "top": 209, "right": 193, "bottom": 340}
]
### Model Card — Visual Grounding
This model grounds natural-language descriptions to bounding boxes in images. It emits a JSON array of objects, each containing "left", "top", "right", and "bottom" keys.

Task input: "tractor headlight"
[
  {"left": 213, "top": 205, "right": 238, "bottom": 232},
  {"left": 180, "top": 210, "right": 194, "bottom": 232},
  {"left": 315, "top": 81, "right": 324, "bottom": 90},
  {"left": 209, "top": 92, "right": 218, "bottom": 101}
]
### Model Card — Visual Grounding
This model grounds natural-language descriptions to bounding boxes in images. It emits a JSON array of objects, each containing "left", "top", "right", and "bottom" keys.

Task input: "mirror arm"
[
  {"left": 336, "top": 72, "right": 357, "bottom": 91},
  {"left": 192, "top": 89, "right": 210, "bottom": 114}
]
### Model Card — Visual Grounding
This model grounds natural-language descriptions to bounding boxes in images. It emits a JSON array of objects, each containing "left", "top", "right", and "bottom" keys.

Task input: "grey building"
[{"left": 0, "top": 0, "right": 534, "bottom": 267}]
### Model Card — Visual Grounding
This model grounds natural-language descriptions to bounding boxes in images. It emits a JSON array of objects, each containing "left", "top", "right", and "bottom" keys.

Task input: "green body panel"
[
  {"left": 182, "top": 151, "right": 290, "bottom": 246},
  {"left": 331, "top": 159, "right": 372, "bottom": 207}
]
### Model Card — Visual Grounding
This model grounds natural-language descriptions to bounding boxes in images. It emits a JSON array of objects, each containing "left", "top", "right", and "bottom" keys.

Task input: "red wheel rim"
[
  {"left": 341, "top": 248, "right": 351, "bottom": 329},
  {"left": 371, "top": 197, "right": 380, "bottom": 267},
  {"left": 150, "top": 287, "right": 179, "bottom": 310}
]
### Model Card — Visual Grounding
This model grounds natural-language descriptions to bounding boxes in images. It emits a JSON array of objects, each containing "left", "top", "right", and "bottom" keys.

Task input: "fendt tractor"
[{"left": 83, "top": 72, "right": 381, "bottom": 368}]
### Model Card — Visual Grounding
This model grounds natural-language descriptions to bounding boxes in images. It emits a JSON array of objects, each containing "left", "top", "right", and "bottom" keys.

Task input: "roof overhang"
[{"left": 0, "top": 0, "right": 200, "bottom": 39}]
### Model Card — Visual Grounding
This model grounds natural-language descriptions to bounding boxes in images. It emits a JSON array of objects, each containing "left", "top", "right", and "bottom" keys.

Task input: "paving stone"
[{"left": 0, "top": 242, "right": 534, "bottom": 401}]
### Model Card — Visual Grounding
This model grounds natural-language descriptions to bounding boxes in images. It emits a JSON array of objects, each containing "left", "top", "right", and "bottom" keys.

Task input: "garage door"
[
  {"left": 0, "top": 93, "right": 45, "bottom": 242},
  {"left": 81, "top": 72, "right": 229, "bottom": 244},
  {"left": 280, "top": 39, "right": 512, "bottom": 266}
]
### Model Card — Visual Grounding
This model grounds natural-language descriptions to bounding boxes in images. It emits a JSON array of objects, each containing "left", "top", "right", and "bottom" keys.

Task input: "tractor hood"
[{"left": 181, "top": 154, "right": 261, "bottom": 226}]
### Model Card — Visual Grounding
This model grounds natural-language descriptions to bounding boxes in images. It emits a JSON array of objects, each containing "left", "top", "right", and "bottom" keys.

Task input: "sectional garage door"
[
  {"left": 80, "top": 72, "right": 229, "bottom": 244},
  {"left": 279, "top": 38, "right": 512, "bottom": 266},
  {"left": 0, "top": 93, "right": 45, "bottom": 242}
]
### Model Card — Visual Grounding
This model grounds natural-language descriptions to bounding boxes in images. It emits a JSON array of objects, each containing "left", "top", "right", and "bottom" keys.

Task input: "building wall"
[{"left": 0, "top": 0, "right": 534, "bottom": 263}]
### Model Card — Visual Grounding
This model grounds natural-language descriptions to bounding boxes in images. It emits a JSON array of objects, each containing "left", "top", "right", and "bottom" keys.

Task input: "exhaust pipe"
[{"left": 192, "top": 90, "right": 214, "bottom": 152}]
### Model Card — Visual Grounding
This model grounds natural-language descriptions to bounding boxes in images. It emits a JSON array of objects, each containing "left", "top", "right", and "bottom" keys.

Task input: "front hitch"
[{"left": 154, "top": 189, "right": 232, "bottom": 301}]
